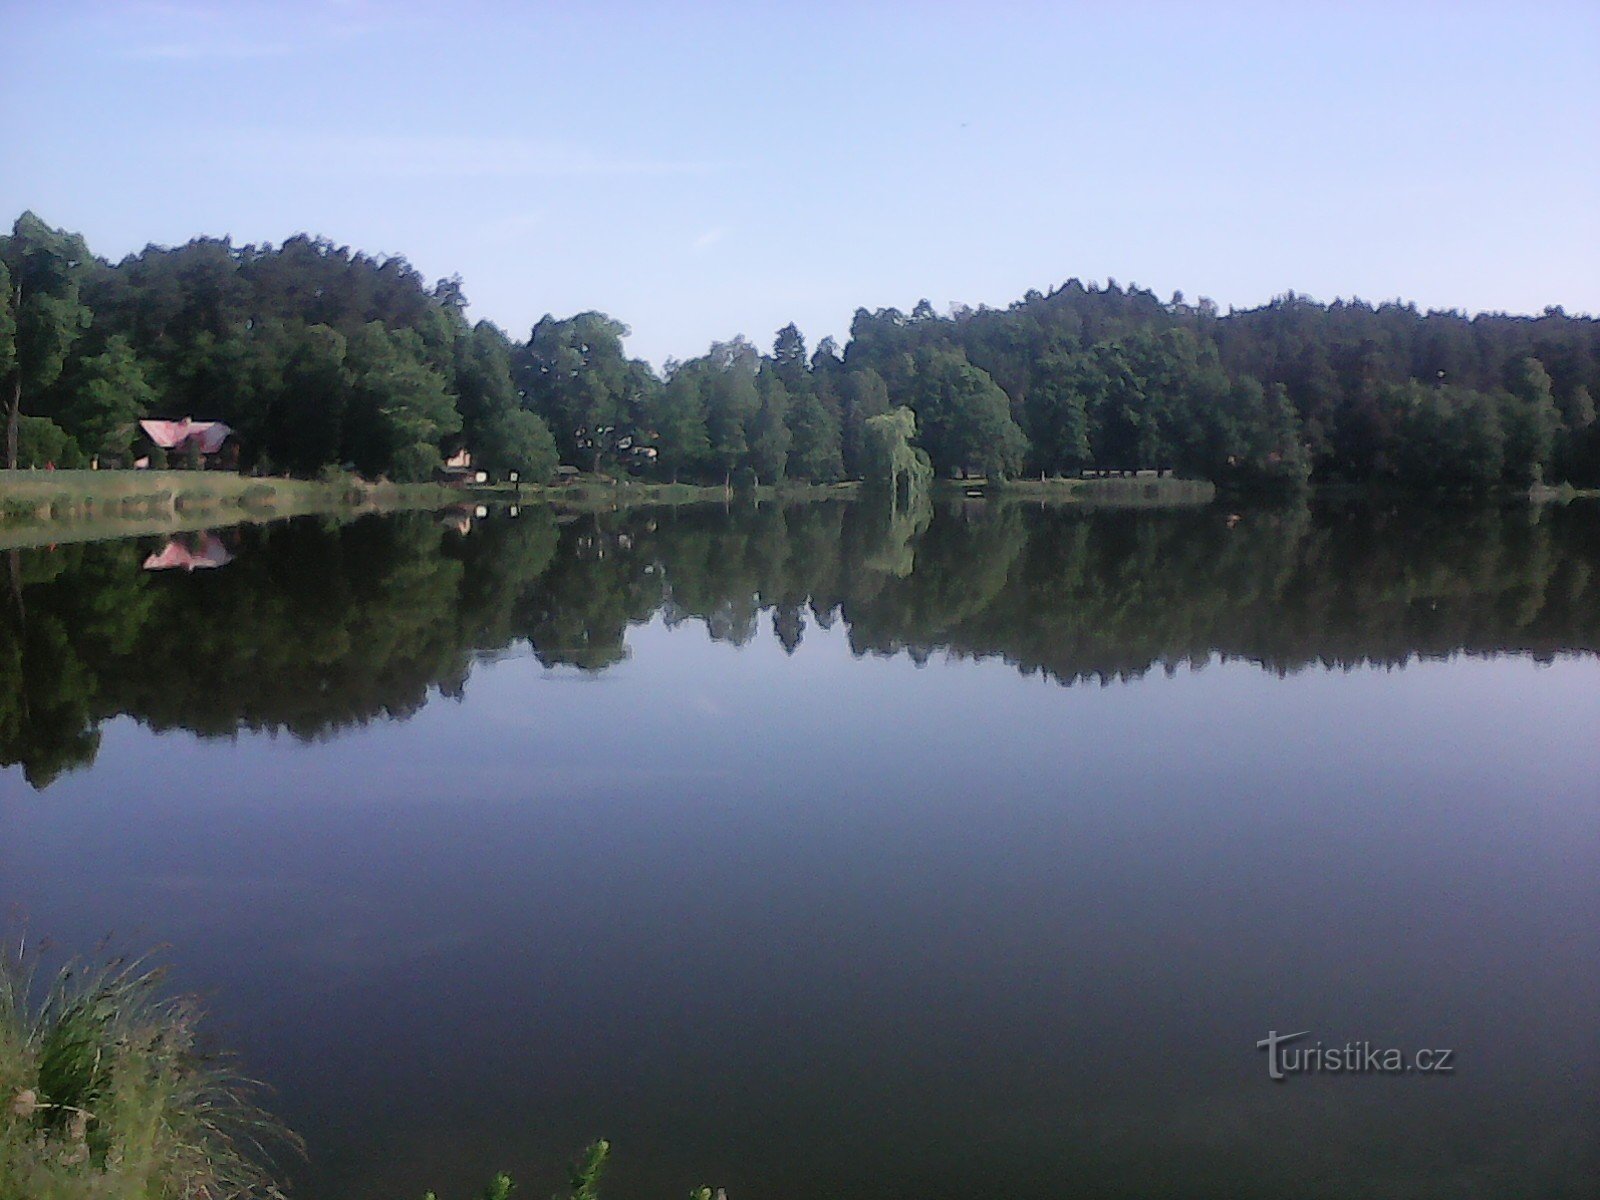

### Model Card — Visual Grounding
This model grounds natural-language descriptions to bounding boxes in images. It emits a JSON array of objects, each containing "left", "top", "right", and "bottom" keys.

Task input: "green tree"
[
  {"left": 14, "top": 415, "right": 86, "bottom": 469},
  {"left": 652, "top": 364, "right": 710, "bottom": 482},
  {"left": 749, "top": 367, "right": 793, "bottom": 484},
  {"left": 517, "top": 312, "right": 639, "bottom": 473},
  {"left": 1, "top": 213, "right": 93, "bottom": 468},
  {"left": 702, "top": 337, "right": 760, "bottom": 486},
  {"left": 345, "top": 323, "right": 462, "bottom": 481},
  {"left": 454, "top": 321, "right": 519, "bottom": 439},
  {"left": 1025, "top": 352, "right": 1095, "bottom": 475},
  {"left": 910, "top": 349, "right": 1028, "bottom": 479},
  {"left": 262, "top": 323, "right": 351, "bottom": 474},
  {"left": 840, "top": 367, "right": 891, "bottom": 478},
  {"left": 863, "top": 405, "right": 932, "bottom": 505},
  {"left": 772, "top": 322, "right": 809, "bottom": 392},
  {"left": 478, "top": 407, "right": 558, "bottom": 480},
  {"left": 57, "top": 335, "right": 156, "bottom": 459},
  {"left": 786, "top": 386, "right": 843, "bottom": 481},
  {"left": 1500, "top": 357, "right": 1561, "bottom": 485}
]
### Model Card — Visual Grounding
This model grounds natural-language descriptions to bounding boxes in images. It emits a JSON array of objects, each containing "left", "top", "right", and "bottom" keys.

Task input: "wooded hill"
[{"left": 4, "top": 211, "right": 1596, "bottom": 489}]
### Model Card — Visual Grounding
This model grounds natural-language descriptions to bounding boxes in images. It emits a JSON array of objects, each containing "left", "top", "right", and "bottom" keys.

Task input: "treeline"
[
  {"left": 6, "top": 498, "right": 1599, "bottom": 788},
  {"left": 4, "top": 211, "right": 1599, "bottom": 487}
]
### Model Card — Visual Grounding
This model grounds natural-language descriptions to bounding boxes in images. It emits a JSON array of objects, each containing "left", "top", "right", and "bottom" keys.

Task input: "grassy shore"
[
  {"left": 476, "top": 474, "right": 1219, "bottom": 509},
  {"left": 473, "top": 477, "right": 863, "bottom": 510},
  {"left": 0, "top": 469, "right": 454, "bottom": 550},
  {"left": 1530, "top": 482, "right": 1600, "bottom": 502}
]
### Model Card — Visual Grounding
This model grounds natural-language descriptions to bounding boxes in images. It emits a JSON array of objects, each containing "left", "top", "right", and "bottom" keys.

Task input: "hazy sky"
[{"left": 3, "top": 0, "right": 1597, "bottom": 366}]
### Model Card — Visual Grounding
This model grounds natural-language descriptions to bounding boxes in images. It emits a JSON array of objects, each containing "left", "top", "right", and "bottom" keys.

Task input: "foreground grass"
[
  {"left": 0, "top": 469, "right": 455, "bottom": 550},
  {"left": 3, "top": 944, "right": 729, "bottom": 1200},
  {"left": 425, "top": 1141, "right": 726, "bottom": 1200},
  {"left": 1, "top": 947, "right": 296, "bottom": 1200}
]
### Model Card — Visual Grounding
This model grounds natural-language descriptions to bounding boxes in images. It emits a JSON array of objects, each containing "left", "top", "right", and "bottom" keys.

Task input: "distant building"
[
  {"left": 437, "top": 446, "right": 487, "bottom": 486},
  {"left": 139, "top": 418, "right": 234, "bottom": 455},
  {"left": 139, "top": 416, "right": 236, "bottom": 467}
]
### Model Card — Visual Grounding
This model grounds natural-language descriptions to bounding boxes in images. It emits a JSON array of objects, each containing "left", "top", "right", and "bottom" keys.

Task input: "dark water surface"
[{"left": 2, "top": 499, "right": 1597, "bottom": 1198}]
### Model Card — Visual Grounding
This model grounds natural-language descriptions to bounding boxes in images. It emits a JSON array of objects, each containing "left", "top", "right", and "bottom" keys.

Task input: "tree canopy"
[{"left": 6, "top": 211, "right": 1599, "bottom": 490}]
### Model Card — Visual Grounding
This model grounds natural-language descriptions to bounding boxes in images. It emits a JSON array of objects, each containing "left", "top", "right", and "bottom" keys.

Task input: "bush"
[{"left": 15, "top": 417, "right": 86, "bottom": 469}]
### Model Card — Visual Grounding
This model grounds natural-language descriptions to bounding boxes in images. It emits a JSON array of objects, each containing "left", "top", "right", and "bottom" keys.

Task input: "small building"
[{"left": 138, "top": 418, "right": 235, "bottom": 466}]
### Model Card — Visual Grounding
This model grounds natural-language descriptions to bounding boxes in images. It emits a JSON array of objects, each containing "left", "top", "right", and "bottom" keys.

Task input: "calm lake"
[{"left": 3, "top": 498, "right": 1597, "bottom": 1199}]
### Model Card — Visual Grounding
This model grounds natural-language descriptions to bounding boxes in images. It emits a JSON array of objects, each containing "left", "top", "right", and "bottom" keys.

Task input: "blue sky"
[{"left": 3, "top": 0, "right": 1596, "bottom": 367}]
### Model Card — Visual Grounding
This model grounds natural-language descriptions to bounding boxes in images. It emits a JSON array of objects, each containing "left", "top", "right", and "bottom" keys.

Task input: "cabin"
[
  {"left": 136, "top": 418, "right": 236, "bottom": 468},
  {"left": 436, "top": 445, "right": 488, "bottom": 486}
]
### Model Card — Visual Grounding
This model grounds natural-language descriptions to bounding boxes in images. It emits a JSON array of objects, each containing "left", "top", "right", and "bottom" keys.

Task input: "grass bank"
[
  {"left": 477, "top": 473, "right": 1220, "bottom": 510},
  {"left": 1530, "top": 482, "right": 1600, "bottom": 503},
  {"left": 472, "top": 476, "right": 862, "bottom": 510},
  {"left": 0, "top": 469, "right": 454, "bottom": 551}
]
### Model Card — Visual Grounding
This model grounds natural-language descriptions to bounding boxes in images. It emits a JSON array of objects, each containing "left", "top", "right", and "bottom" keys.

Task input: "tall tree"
[
  {"left": 910, "top": 349, "right": 1029, "bottom": 479},
  {"left": 748, "top": 367, "right": 793, "bottom": 484},
  {"left": 786, "top": 386, "right": 843, "bottom": 481},
  {"left": 652, "top": 365, "right": 710, "bottom": 482},
  {"left": 702, "top": 338, "right": 760, "bottom": 486},
  {"left": 1025, "top": 353, "right": 1095, "bottom": 475},
  {"left": 1, "top": 213, "right": 92, "bottom": 468},
  {"left": 1500, "top": 357, "right": 1561, "bottom": 485},
  {"left": 517, "top": 312, "right": 637, "bottom": 473},
  {"left": 344, "top": 323, "right": 462, "bottom": 481},
  {"left": 772, "top": 323, "right": 809, "bottom": 392}
]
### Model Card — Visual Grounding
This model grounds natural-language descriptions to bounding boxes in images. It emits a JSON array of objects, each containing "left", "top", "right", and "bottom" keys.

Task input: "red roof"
[{"left": 139, "top": 418, "right": 233, "bottom": 453}]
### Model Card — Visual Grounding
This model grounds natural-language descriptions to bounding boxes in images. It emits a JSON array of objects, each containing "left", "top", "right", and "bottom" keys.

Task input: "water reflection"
[
  {"left": 3, "top": 498, "right": 1597, "bottom": 1199},
  {"left": 142, "top": 531, "right": 235, "bottom": 572},
  {"left": 2, "top": 497, "right": 1598, "bottom": 789}
]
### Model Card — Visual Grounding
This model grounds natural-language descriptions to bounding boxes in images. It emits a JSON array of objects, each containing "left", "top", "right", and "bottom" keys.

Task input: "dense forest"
[
  {"left": 5, "top": 497, "right": 1598, "bottom": 789},
  {"left": 3, "top": 210, "right": 1598, "bottom": 488}
]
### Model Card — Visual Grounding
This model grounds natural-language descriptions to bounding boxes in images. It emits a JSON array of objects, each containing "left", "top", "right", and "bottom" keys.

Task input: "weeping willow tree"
[
  {"left": 861, "top": 406, "right": 933, "bottom": 576},
  {"left": 863, "top": 406, "right": 932, "bottom": 507}
]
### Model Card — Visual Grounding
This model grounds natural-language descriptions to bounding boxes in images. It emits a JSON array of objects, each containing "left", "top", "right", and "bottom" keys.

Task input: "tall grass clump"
[{"left": 0, "top": 943, "right": 298, "bottom": 1200}]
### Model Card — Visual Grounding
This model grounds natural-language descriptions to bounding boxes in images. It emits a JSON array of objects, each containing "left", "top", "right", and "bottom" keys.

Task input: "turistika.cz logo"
[{"left": 1256, "top": 1030, "right": 1455, "bottom": 1080}]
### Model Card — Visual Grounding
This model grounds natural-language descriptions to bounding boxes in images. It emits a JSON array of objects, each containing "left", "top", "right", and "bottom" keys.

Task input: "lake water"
[{"left": 2, "top": 498, "right": 1597, "bottom": 1199}]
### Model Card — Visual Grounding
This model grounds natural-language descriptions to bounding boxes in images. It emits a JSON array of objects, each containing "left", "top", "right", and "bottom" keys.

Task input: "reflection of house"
[
  {"left": 142, "top": 532, "right": 233, "bottom": 572},
  {"left": 137, "top": 418, "right": 235, "bottom": 465}
]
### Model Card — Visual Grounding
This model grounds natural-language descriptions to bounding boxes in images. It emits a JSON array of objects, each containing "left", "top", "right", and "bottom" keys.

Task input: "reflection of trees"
[{"left": 4, "top": 498, "right": 1600, "bottom": 789}]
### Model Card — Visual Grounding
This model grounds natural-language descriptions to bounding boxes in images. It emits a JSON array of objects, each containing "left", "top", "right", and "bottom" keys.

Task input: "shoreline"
[
  {"left": 0, "top": 469, "right": 454, "bottom": 551},
  {"left": 5, "top": 468, "right": 1593, "bottom": 552}
]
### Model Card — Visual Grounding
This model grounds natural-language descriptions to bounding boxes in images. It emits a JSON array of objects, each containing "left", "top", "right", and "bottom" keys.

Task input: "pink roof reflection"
[
  {"left": 139, "top": 418, "right": 233, "bottom": 453},
  {"left": 143, "top": 533, "right": 233, "bottom": 572}
]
